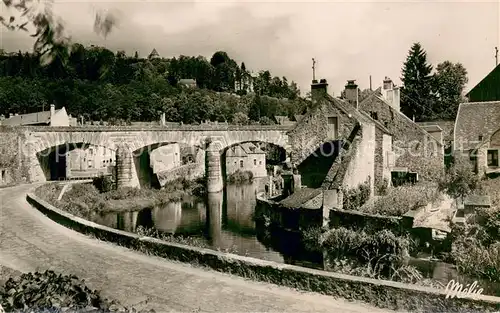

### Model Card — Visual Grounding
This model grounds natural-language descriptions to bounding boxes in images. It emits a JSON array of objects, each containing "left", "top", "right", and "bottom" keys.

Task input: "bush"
[
  {"left": 0, "top": 270, "right": 154, "bottom": 313},
  {"left": 375, "top": 178, "right": 389, "bottom": 196},
  {"left": 452, "top": 238, "right": 500, "bottom": 282},
  {"left": 438, "top": 156, "right": 480, "bottom": 199},
  {"left": 305, "top": 226, "right": 411, "bottom": 280},
  {"left": 92, "top": 175, "right": 114, "bottom": 193},
  {"left": 361, "top": 183, "right": 442, "bottom": 216},
  {"left": 342, "top": 180, "right": 371, "bottom": 211},
  {"left": 227, "top": 170, "right": 254, "bottom": 184}
]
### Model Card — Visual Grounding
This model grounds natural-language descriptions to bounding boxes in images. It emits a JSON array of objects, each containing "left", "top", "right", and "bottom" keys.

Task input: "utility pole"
[
  {"left": 496, "top": 47, "right": 499, "bottom": 66},
  {"left": 312, "top": 58, "right": 316, "bottom": 81},
  {"left": 369, "top": 75, "right": 372, "bottom": 91}
]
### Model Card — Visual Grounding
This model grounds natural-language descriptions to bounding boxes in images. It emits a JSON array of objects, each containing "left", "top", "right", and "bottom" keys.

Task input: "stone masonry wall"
[
  {"left": 374, "top": 128, "right": 384, "bottom": 192},
  {"left": 0, "top": 127, "right": 29, "bottom": 184},
  {"left": 359, "top": 96, "right": 444, "bottom": 181},
  {"left": 343, "top": 122, "right": 375, "bottom": 195},
  {"left": 288, "top": 97, "right": 357, "bottom": 165}
]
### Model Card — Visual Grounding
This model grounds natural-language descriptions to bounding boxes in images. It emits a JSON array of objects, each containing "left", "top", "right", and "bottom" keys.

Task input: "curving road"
[{"left": 0, "top": 184, "right": 394, "bottom": 312}]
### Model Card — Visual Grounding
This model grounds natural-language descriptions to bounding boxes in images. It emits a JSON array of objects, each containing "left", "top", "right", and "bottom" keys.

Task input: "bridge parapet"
[{"left": 17, "top": 125, "right": 293, "bottom": 133}]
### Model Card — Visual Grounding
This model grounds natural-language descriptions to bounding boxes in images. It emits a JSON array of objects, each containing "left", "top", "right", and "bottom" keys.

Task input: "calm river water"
[
  {"left": 91, "top": 179, "right": 500, "bottom": 295},
  {"left": 92, "top": 178, "right": 321, "bottom": 268}
]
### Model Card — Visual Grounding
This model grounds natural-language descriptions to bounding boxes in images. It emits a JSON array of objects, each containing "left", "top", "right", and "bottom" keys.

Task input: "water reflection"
[
  {"left": 92, "top": 179, "right": 284, "bottom": 262},
  {"left": 90, "top": 180, "right": 500, "bottom": 295}
]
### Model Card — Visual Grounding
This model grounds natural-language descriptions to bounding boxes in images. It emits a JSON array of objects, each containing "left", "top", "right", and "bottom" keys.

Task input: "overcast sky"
[{"left": 1, "top": 0, "right": 499, "bottom": 95}]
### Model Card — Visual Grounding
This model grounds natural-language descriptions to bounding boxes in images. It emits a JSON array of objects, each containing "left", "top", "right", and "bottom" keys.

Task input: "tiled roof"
[
  {"left": 240, "top": 142, "right": 264, "bottom": 154},
  {"left": 454, "top": 101, "right": 500, "bottom": 151},
  {"left": 1, "top": 110, "right": 61, "bottom": 126},
  {"left": 326, "top": 94, "right": 391, "bottom": 134},
  {"left": 226, "top": 145, "right": 247, "bottom": 157},
  {"left": 466, "top": 64, "right": 500, "bottom": 97},
  {"left": 464, "top": 195, "right": 491, "bottom": 207},
  {"left": 417, "top": 120, "right": 455, "bottom": 143},
  {"left": 359, "top": 91, "right": 443, "bottom": 147},
  {"left": 419, "top": 125, "right": 442, "bottom": 133},
  {"left": 279, "top": 187, "right": 322, "bottom": 209}
]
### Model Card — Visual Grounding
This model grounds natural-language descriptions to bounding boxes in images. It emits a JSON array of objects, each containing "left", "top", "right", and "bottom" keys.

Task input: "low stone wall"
[
  {"left": 26, "top": 192, "right": 500, "bottom": 312},
  {"left": 329, "top": 208, "right": 414, "bottom": 235}
]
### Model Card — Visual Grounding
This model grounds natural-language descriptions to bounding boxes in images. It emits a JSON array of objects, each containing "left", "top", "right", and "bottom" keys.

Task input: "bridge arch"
[
  {"left": 35, "top": 141, "right": 116, "bottom": 181},
  {"left": 130, "top": 141, "right": 205, "bottom": 189}
]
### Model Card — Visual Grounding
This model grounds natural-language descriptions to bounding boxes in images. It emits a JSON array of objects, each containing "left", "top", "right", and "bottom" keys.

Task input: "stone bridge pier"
[{"left": 205, "top": 140, "right": 224, "bottom": 193}]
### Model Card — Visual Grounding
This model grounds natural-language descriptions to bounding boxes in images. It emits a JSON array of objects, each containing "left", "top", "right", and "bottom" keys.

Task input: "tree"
[
  {"left": 1, "top": 0, "right": 117, "bottom": 65},
  {"left": 232, "top": 112, "right": 249, "bottom": 125},
  {"left": 432, "top": 61, "right": 468, "bottom": 120},
  {"left": 438, "top": 156, "right": 479, "bottom": 199},
  {"left": 400, "top": 43, "right": 434, "bottom": 121}
]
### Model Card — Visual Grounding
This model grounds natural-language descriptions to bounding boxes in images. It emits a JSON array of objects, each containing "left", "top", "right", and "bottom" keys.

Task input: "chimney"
[
  {"left": 160, "top": 112, "right": 166, "bottom": 126},
  {"left": 382, "top": 77, "right": 400, "bottom": 112},
  {"left": 383, "top": 77, "right": 394, "bottom": 91},
  {"left": 311, "top": 79, "right": 328, "bottom": 102},
  {"left": 50, "top": 104, "right": 55, "bottom": 117},
  {"left": 344, "top": 80, "right": 359, "bottom": 108}
]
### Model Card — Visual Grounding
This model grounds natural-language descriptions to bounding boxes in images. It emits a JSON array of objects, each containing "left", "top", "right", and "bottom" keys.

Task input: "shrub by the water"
[
  {"left": 0, "top": 270, "right": 154, "bottom": 313},
  {"left": 35, "top": 177, "right": 207, "bottom": 217},
  {"left": 227, "top": 170, "right": 254, "bottom": 184},
  {"left": 303, "top": 226, "right": 413, "bottom": 281},
  {"left": 93, "top": 175, "right": 115, "bottom": 193}
]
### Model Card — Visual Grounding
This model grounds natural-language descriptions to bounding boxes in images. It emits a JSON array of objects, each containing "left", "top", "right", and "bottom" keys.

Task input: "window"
[
  {"left": 259, "top": 161, "right": 262, "bottom": 165},
  {"left": 487, "top": 150, "right": 499, "bottom": 167},
  {"left": 240, "top": 160, "right": 244, "bottom": 168},
  {"left": 479, "top": 135, "right": 484, "bottom": 141},
  {"left": 327, "top": 116, "right": 338, "bottom": 139},
  {"left": 370, "top": 111, "right": 378, "bottom": 120},
  {"left": 254, "top": 159, "right": 257, "bottom": 166}
]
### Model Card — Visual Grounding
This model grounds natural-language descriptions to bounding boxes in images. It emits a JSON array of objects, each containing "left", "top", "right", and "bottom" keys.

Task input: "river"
[
  {"left": 90, "top": 179, "right": 500, "bottom": 296},
  {"left": 91, "top": 178, "right": 322, "bottom": 268}
]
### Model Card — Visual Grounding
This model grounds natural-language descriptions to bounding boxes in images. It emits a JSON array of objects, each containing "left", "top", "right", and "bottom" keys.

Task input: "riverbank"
[
  {"left": 25, "top": 190, "right": 500, "bottom": 312},
  {"left": 34, "top": 177, "right": 206, "bottom": 217}
]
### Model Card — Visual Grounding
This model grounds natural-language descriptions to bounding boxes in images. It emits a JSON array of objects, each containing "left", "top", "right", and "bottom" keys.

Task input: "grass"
[{"left": 34, "top": 177, "right": 206, "bottom": 218}]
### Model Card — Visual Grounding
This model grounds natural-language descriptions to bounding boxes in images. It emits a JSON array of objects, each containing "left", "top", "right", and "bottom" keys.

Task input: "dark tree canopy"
[
  {"left": 400, "top": 43, "right": 434, "bottom": 121},
  {"left": 0, "top": 44, "right": 308, "bottom": 124}
]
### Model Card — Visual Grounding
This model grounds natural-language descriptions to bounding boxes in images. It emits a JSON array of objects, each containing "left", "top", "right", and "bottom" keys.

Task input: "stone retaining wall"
[{"left": 26, "top": 192, "right": 500, "bottom": 312}]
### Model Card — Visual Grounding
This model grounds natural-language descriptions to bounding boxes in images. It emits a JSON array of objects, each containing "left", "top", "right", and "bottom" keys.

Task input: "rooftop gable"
[
  {"left": 454, "top": 101, "right": 500, "bottom": 151},
  {"left": 359, "top": 91, "right": 443, "bottom": 147}
]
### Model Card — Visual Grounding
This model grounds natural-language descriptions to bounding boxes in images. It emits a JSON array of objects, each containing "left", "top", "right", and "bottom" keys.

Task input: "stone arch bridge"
[{"left": 19, "top": 125, "right": 291, "bottom": 192}]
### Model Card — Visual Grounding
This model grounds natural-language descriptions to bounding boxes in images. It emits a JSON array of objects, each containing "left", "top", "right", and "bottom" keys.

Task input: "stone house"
[
  {"left": 286, "top": 79, "right": 394, "bottom": 211},
  {"left": 356, "top": 77, "right": 444, "bottom": 181},
  {"left": 150, "top": 144, "right": 181, "bottom": 174},
  {"left": 454, "top": 101, "right": 500, "bottom": 176},
  {"left": 226, "top": 142, "right": 267, "bottom": 178},
  {"left": 1, "top": 104, "right": 77, "bottom": 127},
  {"left": 66, "top": 145, "right": 116, "bottom": 178}
]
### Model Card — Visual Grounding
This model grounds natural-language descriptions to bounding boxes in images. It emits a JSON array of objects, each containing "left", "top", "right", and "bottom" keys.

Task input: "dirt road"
[{"left": 0, "top": 184, "right": 394, "bottom": 312}]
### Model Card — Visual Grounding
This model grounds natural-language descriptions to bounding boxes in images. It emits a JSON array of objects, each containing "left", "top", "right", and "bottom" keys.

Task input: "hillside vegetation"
[{"left": 0, "top": 47, "right": 310, "bottom": 125}]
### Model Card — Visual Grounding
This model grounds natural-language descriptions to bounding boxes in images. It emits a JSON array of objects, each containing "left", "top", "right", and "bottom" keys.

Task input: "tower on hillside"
[{"left": 149, "top": 48, "right": 160, "bottom": 59}]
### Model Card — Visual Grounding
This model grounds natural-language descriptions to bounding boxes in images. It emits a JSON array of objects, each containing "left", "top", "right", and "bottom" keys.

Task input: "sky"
[{"left": 0, "top": 0, "right": 499, "bottom": 95}]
